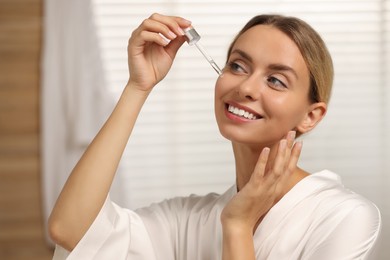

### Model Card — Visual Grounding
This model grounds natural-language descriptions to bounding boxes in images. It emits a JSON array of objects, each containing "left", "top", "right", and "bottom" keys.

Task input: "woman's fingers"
[
  {"left": 165, "top": 36, "right": 186, "bottom": 57},
  {"left": 252, "top": 147, "right": 270, "bottom": 179},
  {"left": 127, "top": 13, "right": 191, "bottom": 90},
  {"left": 252, "top": 131, "right": 298, "bottom": 183},
  {"left": 287, "top": 141, "right": 303, "bottom": 173},
  {"left": 132, "top": 30, "right": 169, "bottom": 48},
  {"left": 147, "top": 13, "right": 191, "bottom": 36},
  {"left": 223, "top": 132, "right": 303, "bottom": 232},
  {"left": 267, "top": 138, "right": 288, "bottom": 181},
  {"left": 276, "top": 131, "right": 296, "bottom": 173},
  {"left": 139, "top": 19, "right": 177, "bottom": 43},
  {"left": 130, "top": 14, "right": 191, "bottom": 49},
  {"left": 264, "top": 131, "right": 300, "bottom": 183},
  {"left": 131, "top": 21, "right": 175, "bottom": 48},
  {"left": 286, "top": 130, "right": 296, "bottom": 149}
]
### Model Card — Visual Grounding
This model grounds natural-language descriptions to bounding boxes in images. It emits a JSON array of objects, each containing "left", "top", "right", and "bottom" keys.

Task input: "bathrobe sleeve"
[
  {"left": 52, "top": 196, "right": 159, "bottom": 260},
  {"left": 302, "top": 200, "right": 382, "bottom": 260}
]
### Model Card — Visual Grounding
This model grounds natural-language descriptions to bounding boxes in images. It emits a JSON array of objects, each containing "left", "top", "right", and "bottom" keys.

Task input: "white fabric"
[
  {"left": 52, "top": 170, "right": 381, "bottom": 260},
  {"left": 41, "top": 0, "right": 111, "bottom": 241}
]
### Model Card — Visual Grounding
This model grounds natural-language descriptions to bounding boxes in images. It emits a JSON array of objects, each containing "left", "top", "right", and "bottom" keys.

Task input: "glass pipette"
[{"left": 184, "top": 27, "right": 222, "bottom": 75}]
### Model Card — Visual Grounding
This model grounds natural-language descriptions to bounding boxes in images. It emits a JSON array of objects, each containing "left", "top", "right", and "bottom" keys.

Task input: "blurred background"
[
  {"left": 1, "top": 0, "right": 389, "bottom": 259},
  {"left": 0, "top": 0, "right": 53, "bottom": 259}
]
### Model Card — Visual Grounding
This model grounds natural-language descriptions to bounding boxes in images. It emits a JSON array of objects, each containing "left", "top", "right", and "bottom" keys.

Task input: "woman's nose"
[{"left": 237, "top": 74, "right": 262, "bottom": 101}]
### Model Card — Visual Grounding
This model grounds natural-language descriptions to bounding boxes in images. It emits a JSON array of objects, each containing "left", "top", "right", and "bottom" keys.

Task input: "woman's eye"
[
  {"left": 267, "top": 76, "right": 287, "bottom": 89},
  {"left": 227, "top": 61, "right": 246, "bottom": 73}
]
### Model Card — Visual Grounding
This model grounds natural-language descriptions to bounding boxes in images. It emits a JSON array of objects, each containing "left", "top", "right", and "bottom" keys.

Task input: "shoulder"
[
  {"left": 320, "top": 189, "right": 381, "bottom": 235},
  {"left": 306, "top": 171, "right": 381, "bottom": 249},
  {"left": 301, "top": 170, "right": 380, "bottom": 220},
  {"left": 282, "top": 169, "right": 382, "bottom": 240},
  {"left": 295, "top": 171, "right": 382, "bottom": 258},
  {"left": 309, "top": 170, "right": 379, "bottom": 212}
]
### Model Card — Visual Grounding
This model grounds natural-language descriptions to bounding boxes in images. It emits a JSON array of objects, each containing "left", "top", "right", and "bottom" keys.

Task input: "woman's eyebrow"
[
  {"left": 268, "top": 64, "right": 298, "bottom": 79},
  {"left": 231, "top": 48, "right": 299, "bottom": 80},
  {"left": 230, "top": 49, "right": 253, "bottom": 62}
]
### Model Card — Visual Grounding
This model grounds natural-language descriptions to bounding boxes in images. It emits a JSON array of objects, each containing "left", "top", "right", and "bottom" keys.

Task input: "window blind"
[{"left": 91, "top": 1, "right": 389, "bottom": 258}]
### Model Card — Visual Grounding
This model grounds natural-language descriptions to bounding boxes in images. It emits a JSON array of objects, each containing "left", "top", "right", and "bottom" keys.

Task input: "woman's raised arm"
[{"left": 48, "top": 13, "right": 191, "bottom": 251}]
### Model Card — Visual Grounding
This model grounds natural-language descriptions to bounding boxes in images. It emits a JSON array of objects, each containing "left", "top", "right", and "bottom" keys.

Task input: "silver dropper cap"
[{"left": 184, "top": 27, "right": 201, "bottom": 45}]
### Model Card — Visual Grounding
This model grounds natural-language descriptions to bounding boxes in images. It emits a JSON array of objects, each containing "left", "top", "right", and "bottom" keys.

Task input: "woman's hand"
[
  {"left": 221, "top": 131, "right": 302, "bottom": 260},
  {"left": 127, "top": 13, "right": 191, "bottom": 91},
  {"left": 222, "top": 131, "right": 302, "bottom": 231}
]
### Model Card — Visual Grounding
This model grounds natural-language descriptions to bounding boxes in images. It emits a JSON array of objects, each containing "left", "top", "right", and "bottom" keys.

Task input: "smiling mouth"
[{"left": 226, "top": 104, "right": 261, "bottom": 120}]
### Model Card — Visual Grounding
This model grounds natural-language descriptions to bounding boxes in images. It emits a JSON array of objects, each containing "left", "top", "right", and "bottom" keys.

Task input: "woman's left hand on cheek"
[{"left": 221, "top": 131, "right": 302, "bottom": 233}]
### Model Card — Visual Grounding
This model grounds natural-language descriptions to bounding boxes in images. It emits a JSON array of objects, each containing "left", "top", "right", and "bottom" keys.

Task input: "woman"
[{"left": 49, "top": 13, "right": 381, "bottom": 259}]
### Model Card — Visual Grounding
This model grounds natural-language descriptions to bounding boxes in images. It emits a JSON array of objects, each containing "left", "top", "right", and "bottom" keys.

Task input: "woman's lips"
[{"left": 225, "top": 103, "right": 262, "bottom": 120}]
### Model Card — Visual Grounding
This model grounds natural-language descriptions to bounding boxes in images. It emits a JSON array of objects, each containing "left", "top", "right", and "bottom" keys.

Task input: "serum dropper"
[{"left": 184, "top": 27, "right": 222, "bottom": 76}]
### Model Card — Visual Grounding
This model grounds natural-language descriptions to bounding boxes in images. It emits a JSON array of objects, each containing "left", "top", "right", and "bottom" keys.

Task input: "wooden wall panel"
[{"left": 0, "top": 0, "right": 54, "bottom": 259}]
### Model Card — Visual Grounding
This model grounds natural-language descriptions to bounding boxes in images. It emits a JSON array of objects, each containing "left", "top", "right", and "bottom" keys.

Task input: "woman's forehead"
[
  {"left": 231, "top": 25, "right": 309, "bottom": 78},
  {"left": 233, "top": 25, "right": 299, "bottom": 59}
]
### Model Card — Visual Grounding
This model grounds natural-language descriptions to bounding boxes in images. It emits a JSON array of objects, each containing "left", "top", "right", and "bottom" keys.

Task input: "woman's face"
[{"left": 215, "top": 25, "right": 313, "bottom": 147}]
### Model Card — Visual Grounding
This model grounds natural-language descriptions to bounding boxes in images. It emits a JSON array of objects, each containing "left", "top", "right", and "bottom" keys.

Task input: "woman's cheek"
[
  {"left": 215, "top": 72, "right": 233, "bottom": 96},
  {"left": 214, "top": 76, "right": 225, "bottom": 101}
]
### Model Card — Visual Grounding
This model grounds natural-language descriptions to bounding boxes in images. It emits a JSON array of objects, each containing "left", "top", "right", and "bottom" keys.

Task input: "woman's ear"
[{"left": 296, "top": 102, "right": 327, "bottom": 134}]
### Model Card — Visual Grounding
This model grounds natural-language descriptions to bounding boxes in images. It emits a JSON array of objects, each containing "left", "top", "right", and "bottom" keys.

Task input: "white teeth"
[{"left": 227, "top": 104, "right": 258, "bottom": 120}]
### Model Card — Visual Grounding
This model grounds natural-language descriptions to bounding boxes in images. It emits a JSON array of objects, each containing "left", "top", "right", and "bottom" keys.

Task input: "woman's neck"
[
  {"left": 232, "top": 142, "right": 309, "bottom": 194},
  {"left": 232, "top": 142, "right": 263, "bottom": 191}
]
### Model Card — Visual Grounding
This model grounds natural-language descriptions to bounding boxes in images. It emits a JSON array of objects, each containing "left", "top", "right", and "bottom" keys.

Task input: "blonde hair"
[{"left": 227, "top": 14, "right": 334, "bottom": 104}]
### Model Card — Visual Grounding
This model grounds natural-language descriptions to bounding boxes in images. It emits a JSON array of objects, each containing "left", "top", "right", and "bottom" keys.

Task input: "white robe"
[{"left": 53, "top": 170, "right": 382, "bottom": 259}]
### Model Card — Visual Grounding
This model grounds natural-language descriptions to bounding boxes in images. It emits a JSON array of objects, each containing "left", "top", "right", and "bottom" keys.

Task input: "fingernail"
[
  {"left": 159, "top": 33, "right": 170, "bottom": 44},
  {"left": 289, "top": 131, "right": 296, "bottom": 139},
  {"left": 280, "top": 139, "right": 287, "bottom": 149},
  {"left": 168, "top": 30, "right": 177, "bottom": 39},
  {"left": 182, "top": 18, "right": 192, "bottom": 25},
  {"left": 177, "top": 27, "right": 185, "bottom": 36}
]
